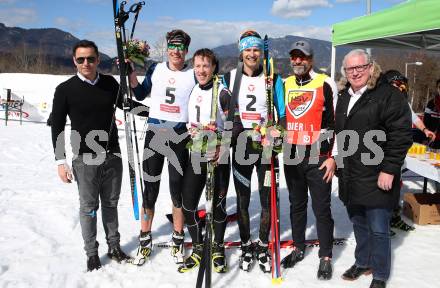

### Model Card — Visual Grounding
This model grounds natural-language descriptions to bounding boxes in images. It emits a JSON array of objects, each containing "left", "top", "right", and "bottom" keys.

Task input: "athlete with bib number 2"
[{"left": 223, "top": 30, "right": 285, "bottom": 274}]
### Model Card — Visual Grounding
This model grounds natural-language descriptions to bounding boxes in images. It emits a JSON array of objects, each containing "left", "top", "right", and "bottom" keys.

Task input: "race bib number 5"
[{"left": 161, "top": 87, "right": 180, "bottom": 113}]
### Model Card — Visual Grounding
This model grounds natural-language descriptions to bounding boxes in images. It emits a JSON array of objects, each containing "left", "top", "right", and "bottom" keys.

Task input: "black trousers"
[
  {"left": 232, "top": 139, "right": 272, "bottom": 244},
  {"left": 284, "top": 155, "right": 334, "bottom": 258},
  {"left": 142, "top": 128, "right": 189, "bottom": 209},
  {"left": 181, "top": 153, "right": 230, "bottom": 244}
]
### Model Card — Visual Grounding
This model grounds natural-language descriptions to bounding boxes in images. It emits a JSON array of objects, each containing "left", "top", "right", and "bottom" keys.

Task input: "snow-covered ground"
[
  {"left": 1, "top": 73, "right": 439, "bottom": 287},
  {"left": 1, "top": 121, "right": 440, "bottom": 288}
]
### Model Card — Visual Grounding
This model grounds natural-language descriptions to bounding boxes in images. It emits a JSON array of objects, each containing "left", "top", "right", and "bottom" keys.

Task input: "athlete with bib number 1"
[
  {"left": 127, "top": 29, "right": 196, "bottom": 266},
  {"left": 178, "top": 48, "right": 232, "bottom": 276},
  {"left": 222, "top": 30, "right": 285, "bottom": 274}
]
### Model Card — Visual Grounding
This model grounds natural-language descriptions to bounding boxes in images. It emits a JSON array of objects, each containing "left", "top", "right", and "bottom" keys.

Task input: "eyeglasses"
[
  {"left": 75, "top": 56, "right": 97, "bottom": 64},
  {"left": 167, "top": 43, "right": 186, "bottom": 51},
  {"left": 344, "top": 63, "right": 371, "bottom": 74}
]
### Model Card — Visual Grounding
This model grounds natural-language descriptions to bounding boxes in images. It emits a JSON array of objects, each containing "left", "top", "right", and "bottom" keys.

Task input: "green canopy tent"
[{"left": 330, "top": 0, "right": 440, "bottom": 79}]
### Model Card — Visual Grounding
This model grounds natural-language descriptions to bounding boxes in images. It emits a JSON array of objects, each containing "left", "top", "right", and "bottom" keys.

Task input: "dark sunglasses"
[
  {"left": 75, "top": 56, "right": 97, "bottom": 64},
  {"left": 167, "top": 43, "right": 186, "bottom": 51},
  {"left": 241, "top": 30, "right": 259, "bottom": 38},
  {"left": 290, "top": 54, "right": 309, "bottom": 61}
]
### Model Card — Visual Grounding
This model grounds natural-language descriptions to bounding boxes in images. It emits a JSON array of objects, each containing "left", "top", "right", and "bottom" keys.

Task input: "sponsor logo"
[
  {"left": 303, "top": 135, "right": 311, "bottom": 143},
  {"left": 5, "top": 111, "right": 29, "bottom": 118},
  {"left": 168, "top": 78, "right": 176, "bottom": 85},
  {"left": 248, "top": 84, "right": 255, "bottom": 92},
  {"left": 287, "top": 89, "right": 316, "bottom": 118},
  {"left": 241, "top": 112, "right": 261, "bottom": 121},
  {"left": 160, "top": 104, "right": 180, "bottom": 113}
]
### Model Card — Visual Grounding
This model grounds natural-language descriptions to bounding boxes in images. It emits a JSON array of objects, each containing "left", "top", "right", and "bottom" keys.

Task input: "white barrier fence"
[{"left": 0, "top": 73, "right": 147, "bottom": 126}]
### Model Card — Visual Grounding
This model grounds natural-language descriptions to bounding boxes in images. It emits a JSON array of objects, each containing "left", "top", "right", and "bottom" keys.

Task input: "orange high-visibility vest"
[{"left": 284, "top": 73, "right": 327, "bottom": 145}]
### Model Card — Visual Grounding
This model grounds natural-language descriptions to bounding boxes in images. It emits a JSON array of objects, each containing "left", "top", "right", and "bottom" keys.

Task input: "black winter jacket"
[{"left": 335, "top": 75, "right": 412, "bottom": 208}]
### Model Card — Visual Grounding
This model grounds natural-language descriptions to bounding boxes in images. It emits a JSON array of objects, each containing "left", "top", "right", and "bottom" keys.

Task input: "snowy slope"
[{"left": 1, "top": 122, "right": 440, "bottom": 288}]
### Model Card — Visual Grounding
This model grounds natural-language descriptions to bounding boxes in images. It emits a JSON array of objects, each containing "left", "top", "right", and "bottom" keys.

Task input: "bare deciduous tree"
[
  {"left": 14, "top": 42, "right": 32, "bottom": 72},
  {"left": 150, "top": 36, "right": 167, "bottom": 62}
]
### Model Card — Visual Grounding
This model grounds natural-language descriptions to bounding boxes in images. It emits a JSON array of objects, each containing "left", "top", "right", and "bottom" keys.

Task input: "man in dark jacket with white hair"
[{"left": 335, "top": 49, "right": 412, "bottom": 288}]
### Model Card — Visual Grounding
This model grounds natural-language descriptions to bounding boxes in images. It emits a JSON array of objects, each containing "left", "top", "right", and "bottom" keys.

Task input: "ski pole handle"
[{"left": 129, "top": 1, "right": 145, "bottom": 13}]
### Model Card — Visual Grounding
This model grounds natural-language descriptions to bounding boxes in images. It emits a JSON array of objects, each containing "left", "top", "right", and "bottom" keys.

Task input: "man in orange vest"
[{"left": 281, "top": 40, "right": 337, "bottom": 280}]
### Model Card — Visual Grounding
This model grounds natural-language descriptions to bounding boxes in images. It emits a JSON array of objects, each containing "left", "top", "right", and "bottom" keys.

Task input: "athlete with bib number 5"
[{"left": 128, "top": 29, "right": 196, "bottom": 266}]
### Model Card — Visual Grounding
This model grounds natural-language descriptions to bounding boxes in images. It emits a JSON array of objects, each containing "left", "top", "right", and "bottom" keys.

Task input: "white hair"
[{"left": 340, "top": 49, "right": 372, "bottom": 77}]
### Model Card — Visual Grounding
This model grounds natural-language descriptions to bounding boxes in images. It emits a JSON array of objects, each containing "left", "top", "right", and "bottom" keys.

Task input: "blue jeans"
[{"left": 347, "top": 205, "right": 392, "bottom": 281}]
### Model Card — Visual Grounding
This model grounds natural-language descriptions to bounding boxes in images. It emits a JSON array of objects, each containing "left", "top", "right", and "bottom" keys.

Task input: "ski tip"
[{"left": 271, "top": 277, "right": 283, "bottom": 285}]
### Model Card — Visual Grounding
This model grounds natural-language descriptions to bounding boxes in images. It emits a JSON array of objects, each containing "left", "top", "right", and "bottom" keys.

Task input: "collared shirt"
[
  {"left": 77, "top": 72, "right": 100, "bottom": 85},
  {"left": 347, "top": 85, "right": 367, "bottom": 115},
  {"left": 332, "top": 84, "right": 367, "bottom": 157}
]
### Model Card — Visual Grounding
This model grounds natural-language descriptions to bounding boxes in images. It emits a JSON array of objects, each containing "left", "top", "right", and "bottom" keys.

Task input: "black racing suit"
[
  {"left": 132, "top": 63, "right": 193, "bottom": 209},
  {"left": 181, "top": 80, "right": 232, "bottom": 245},
  {"left": 224, "top": 66, "right": 285, "bottom": 244}
]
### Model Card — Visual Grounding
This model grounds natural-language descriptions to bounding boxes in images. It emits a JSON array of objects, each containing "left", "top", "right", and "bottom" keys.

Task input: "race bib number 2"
[{"left": 241, "top": 94, "right": 261, "bottom": 121}]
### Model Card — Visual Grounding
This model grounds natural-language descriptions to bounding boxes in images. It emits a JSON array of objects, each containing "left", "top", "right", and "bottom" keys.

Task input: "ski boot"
[
  {"left": 131, "top": 230, "right": 152, "bottom": 266},
  {"left": 255, "top": 240, "right": 271, "bottom": 273},
  {"left": 212, "top": 241, "right": 227, "bottom": 273},
  {"left": 178, "top": 243, "right": 203, "bottom": 273},
  {"left": 239, "top": 240, "right": 254, "bottom": 272},
  {"left": 171, "top": 230, "right": 185, "bottom": 264}
]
